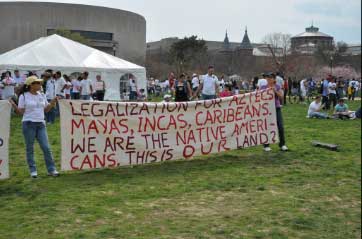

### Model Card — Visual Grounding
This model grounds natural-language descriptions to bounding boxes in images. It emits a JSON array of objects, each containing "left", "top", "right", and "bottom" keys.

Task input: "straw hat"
[{"left": 24, "top": 76, "right": 43, "bottom": 86}]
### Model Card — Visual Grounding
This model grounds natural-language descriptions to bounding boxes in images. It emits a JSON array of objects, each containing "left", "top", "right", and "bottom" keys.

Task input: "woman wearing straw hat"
[{"left": 9, "top": 76, "right": 60, "bottom": 178}]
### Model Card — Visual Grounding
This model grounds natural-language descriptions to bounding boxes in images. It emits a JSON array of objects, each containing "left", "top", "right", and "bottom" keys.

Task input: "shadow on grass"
[{"left": 0, "top": 150, "right": 294, "bottom": 199}]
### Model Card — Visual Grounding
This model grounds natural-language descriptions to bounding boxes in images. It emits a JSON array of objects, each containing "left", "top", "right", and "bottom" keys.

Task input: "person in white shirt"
[
  {"left": 71, "top": 76, "right": 82, "bottom": 99},
  {"left": 94, "top": 75, "right": 106, "bottom": 101},
  {"left": 257, "top": 74, "right": 268, "bottom": 89},
  {"left": 80, "top": 71, "right": 93, "bottom": 100},
  {"left": 13, "top": 70, "right": 25, "bottom": 96},
  {"left": 191, "top": 73, "right": 199, "bottom": 92},
  {"left": 153, "top": 78, "right": 161, "bottom": 96},
  {"left": 147, "top": 78, "right": 155, "bottom": 95},
  {"left": 9, "top": 76, "right": 59, "bottom": 178},
  {"left": 54, "top": 71, "right": 66, "bottom": 98},
  {"left": 241, "top": 80, "right": 248, "bottom": 91},
  {"left": 300, "top": 79, "right": 307, "bottom": 102},
  {"left": 129, "top": 75, "right": 138, "bottom": 101},
  {"left": 63, "top": 75, "right": 73, "bottom": 99},
  {"left": 218, "top": 75, "right": 226, "bottom": 92},
  {"left": 13, "top": 70, "right": 25, "bottom": 85},
  {"left": 163, "top": 79, "right": 170, "bottom": 94},
  {"left": 155, "top": 79, "right": 160, "bottom": 86},
  {"left": 352, "top": 79, "right": 360, "bottom": 98},
  {"left": 1, "top": 71, "right": 16, "bottom": 100},
  {"left": 234, "top": 87, "right": 240, "bottom": 95},
  {"left": 276, "top": 72, "right": 284, "bottom": 88},
  {"left": 44, "top": 73, "right": 56, "bottom": 124},
  {"left": 349, "top": 79, "right": 358, "bottom": 89},
  {"left": 195, "top": 66, "right": 219, "bottom": 100},
  {"left": 307, "top": 96, "right": 328, "bottom": 119},
  {"left": 328, "top": 78, "right": 337, "bottom": 108}
]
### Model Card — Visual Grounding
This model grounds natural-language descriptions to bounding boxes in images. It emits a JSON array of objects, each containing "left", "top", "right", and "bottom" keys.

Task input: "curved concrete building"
[{"left": 0, "top": 1, "right": 146, "bottom": 65}]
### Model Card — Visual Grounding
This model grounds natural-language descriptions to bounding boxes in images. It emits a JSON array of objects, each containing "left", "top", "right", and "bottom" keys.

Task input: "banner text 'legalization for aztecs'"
[
  {"left": 0, "top": 101, "right": 11, "bottom": 179},
  {"left": 59, "top": 89, "right": 279, "bottom": 171}
]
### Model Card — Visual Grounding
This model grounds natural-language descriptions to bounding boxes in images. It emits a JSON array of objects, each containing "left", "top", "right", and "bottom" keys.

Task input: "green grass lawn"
[{"left": 0, "top": 102, "right": 361, "bottom": 239}]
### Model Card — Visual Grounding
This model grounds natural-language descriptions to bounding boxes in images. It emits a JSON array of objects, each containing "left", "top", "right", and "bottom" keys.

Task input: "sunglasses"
[{"left": 32, "top": 82, "right": 42, "bottom": 85}]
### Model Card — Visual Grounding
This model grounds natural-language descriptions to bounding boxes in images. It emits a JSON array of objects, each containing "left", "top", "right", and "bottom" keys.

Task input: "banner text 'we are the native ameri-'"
[{"left": 59, "top": 89, "right": 279, "bottom": 171}]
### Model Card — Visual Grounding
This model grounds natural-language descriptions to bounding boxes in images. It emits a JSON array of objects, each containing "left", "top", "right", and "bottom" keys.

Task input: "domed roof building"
[{"left": 291, "top": 25, "right": 334, "bottom": 54}]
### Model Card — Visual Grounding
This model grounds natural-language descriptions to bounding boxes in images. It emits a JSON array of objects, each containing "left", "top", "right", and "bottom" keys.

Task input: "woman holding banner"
[
  {"left": 260, "top": 73, "right": 288, "bottom": 152},
  {"left": 9, "top": 76, "right": 60, "bottom": 178}
]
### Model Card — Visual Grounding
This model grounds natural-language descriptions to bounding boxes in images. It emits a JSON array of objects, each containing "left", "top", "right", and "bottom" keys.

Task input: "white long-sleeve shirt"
[{"left": 46, "top": 79, "right": 56, "bottom": 100}]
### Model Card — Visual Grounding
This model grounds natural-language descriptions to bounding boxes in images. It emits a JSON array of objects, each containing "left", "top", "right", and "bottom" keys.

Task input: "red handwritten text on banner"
[{"left": 59, "top": 90, "right": 278, "bottom": 171}]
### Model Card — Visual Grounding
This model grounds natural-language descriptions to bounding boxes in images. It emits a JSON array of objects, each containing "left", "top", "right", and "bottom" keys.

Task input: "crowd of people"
[
  {"left": 147, "top": 71, "right": 361, "bottom": 106},
  {"left": 0, "top": 70, "right": 107, "bottom": 99},
  {"left": 146, "top": 67, "right": 246, "bottom": 103},
  {"left": 307, "top": 96, "right": 361, "bottom": 120},
  {"left": 1, "top": 70, "right": 106, "bottom": 123},
  {"left": 305, "top": 75, "right": 361, "bottom": 120},
  {"left": 2, "top": 66, "right": 361, "bottom": 178},
  {"left": 1, "top": 69, "right": 107, "bottom": 178}
]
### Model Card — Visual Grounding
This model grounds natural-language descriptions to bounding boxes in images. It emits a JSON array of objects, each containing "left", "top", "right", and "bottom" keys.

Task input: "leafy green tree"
[
  {"left": 169, "top": 36, "right": 208, "bottom": 73},
  {"left": 49, "top": 29, "right": 90, "bottom": 45}
]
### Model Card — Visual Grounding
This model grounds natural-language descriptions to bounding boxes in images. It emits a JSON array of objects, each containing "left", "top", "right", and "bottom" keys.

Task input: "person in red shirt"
[
  {"left": 168, "top": 72, "right": 176, "bottom": 89},
  {"left": 220, "top": 84, "right": 233, "bottom": 98}
]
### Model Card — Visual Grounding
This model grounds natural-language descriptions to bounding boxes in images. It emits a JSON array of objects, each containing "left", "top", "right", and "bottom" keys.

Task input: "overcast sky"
[{"left": 2, "top": 0, "right": 361, "bottom": 43}]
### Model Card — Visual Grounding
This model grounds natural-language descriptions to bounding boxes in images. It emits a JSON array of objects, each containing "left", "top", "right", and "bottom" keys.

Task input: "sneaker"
[
  {"left": 48, "top": 170, "right": 60, "bottom": 177},
  {"left": 30, "top": 171, "right": 38, "bottom": 178},
  {"left": 281, "top": 145, "right": 289, "bottom": 151},
  {"left": 264, "top": 147, "right": 272, "bottom": 152}
]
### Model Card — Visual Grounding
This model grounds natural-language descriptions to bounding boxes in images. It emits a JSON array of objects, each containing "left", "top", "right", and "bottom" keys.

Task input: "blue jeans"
[
  {"left": 22, "top": 121, "right": 56, "bottom": 173},
  {"left": 129, "top": 91, "right": 137, "bottom": 100},
  {"left": 72, "top": 92, "right": 80, "bottom": 100},
  {"left": 45, "top": 99, "right": 56, "bottom": 123},
  {"left": 81, "top": 95, "right": 91, "bottom": 100},
  {"left": 309, "top": 112, "right": 328, "bottom": 119},
  {"left": 202, "top": 94, "right": 216, "bottom": 100},
  {"left": 264, "top": 108, "right": 286, "bottom": 148}
]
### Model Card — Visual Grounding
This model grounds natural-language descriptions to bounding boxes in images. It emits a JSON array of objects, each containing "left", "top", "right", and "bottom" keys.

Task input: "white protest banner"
[
  {"left": 59, "top": 90, "right": 279, "bottom": 171},
  {"left": 0, "top": 100, "right": 11, "bottom": 179}
]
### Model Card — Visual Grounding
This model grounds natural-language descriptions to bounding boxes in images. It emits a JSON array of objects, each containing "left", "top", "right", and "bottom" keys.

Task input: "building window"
[{"left": 47, "top": 29, "right": 113, "bottom": 41}]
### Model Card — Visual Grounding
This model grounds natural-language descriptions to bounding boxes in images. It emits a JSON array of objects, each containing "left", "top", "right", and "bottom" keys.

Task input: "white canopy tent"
[{"left": 0, "top": 34, "right": 146, "bottom": 101}]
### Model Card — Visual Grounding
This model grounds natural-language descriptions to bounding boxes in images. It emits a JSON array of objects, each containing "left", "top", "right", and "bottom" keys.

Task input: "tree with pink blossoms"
[{"left": 315, "top": 65, "right": 361, "bottom": 80}]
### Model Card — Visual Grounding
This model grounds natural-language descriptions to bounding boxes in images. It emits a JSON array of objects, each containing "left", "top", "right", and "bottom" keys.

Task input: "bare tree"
[{"left": 262, "top": 32, "right": 292, "bottom": 73}]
